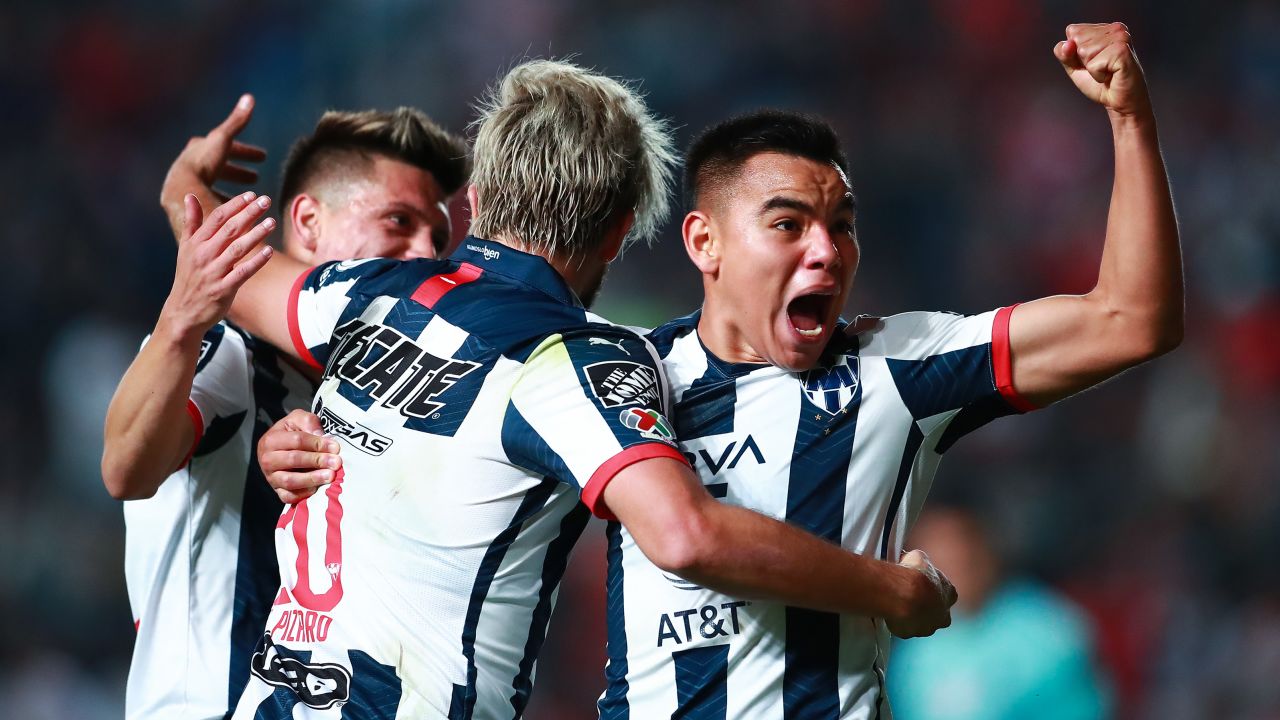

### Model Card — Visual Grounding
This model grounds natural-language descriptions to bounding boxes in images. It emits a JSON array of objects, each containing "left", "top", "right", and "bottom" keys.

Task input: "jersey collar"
[{"left": 450, "top": 237, "right": 583, "bottom": 308}]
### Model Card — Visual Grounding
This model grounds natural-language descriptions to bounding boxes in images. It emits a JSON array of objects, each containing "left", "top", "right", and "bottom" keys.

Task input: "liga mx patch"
[
  {"left": 802, "top": 355, "right": 860, "bottom": 413},
  {"left": 585, "top": 361, "right": 660, "bottom": 409},
  {"left": 620, "top": 407, "right": 675, "bottom": 443}
]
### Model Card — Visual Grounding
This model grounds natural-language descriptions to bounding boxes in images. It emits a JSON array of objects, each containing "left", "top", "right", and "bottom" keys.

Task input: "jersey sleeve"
[
  {"left": 136, "top": 323, "right": 252, "bottom": 470},
  {"left": 868, "top": 307, "right": 1036, "bottom": 448},
  {"left": 287, "top": 258, "right": 403, "bottom": 371},
  {"left": 503, "top": 327, "right": 688, "bottom": 520}
]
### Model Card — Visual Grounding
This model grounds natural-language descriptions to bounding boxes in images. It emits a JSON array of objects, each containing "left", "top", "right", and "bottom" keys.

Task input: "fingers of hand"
[
  {"left": 270, "top": 469, "right": 334, "bottom": 491},
  {"left": 284, "top": 409, "right": 326, "bottom": 437},
  {"left": 229, "top": 141, "right": 268, "bottom": 162},
  {"left": 212, "top": 93, "right": 255, "bottom": 142},
  {"left": 1055, "top": 39, "right": 1084, "bottom": 70},
  {"left": 275, "top": 484, "right": 320, "bottom": 505},
  {"left": 197, "top": 192, "right": 256, "bottom": 243},
  {"left": 264, "top": 447, "right": 340, "bottom": 474},
  {"left": 218, "top": 163, "right": 260, "bottom": 185},
  {"left": 210, "top": 194, "right": 271, "bottom": 254},
  {"left": 182, "top": 194, "right": 204, "bottom": 240}
]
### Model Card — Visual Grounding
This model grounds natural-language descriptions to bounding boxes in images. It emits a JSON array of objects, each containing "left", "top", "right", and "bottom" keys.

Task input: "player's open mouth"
[{"left": 786, "top": 292, "right": 834, "bottom": 340}]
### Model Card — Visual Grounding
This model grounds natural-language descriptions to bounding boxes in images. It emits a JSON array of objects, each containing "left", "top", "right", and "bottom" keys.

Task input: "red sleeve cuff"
[
  {"left": 176, "top": 399, "right": 205, "bottom": 471},
  {"left": 287, "top": 266, "right": 324, "bottom": 371},
  {"left": 992, "top": 305, "right": 1038, "bottom": 413},
  {"left": 581, "top": 442, "right": 690, "bottom": 521}
]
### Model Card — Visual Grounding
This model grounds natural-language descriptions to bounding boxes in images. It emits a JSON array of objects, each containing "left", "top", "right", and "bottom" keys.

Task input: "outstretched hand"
[
  {"left": 1055, "top": 23, "right": 1152, "bottom": 120},
  {"left": 160, "top": 94, "right": 268, "bottom": 236},
  {"left": 158, "top": 192, "right": 276, "bottom": 343}
]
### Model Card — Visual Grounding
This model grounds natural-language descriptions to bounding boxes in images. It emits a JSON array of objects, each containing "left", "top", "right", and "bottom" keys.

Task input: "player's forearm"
[
  {"left": 671, "top": 501, "right": 930, "bottom": 622},
  {"left": 1090, "top": 111, "right": 1183, "bottom": 354},
  {"left": 102, "top": 319, "right": 201, "bottom": 500},
  {"left": 226, "top": 250, "right": 309, "bottom": 356}
]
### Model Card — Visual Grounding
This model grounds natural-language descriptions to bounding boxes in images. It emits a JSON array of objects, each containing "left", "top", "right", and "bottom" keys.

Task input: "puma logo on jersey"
[
  {"left": 326, "top": 319, "right": 480, "bottom": 419},
  {"left": 589, "top": 337, "right": 630, "bottom": 355}
]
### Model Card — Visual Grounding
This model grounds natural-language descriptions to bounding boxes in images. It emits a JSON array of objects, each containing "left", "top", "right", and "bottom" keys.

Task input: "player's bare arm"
[
  {"left": 1007, "top": 23, "right": 1183, "bottom": 406},
  {"left": 160, "top": 94, "right": 267, "bottom": 241},
  {"left": 256, "top": 409, "right": 957, "bottom": 637},
  {"left": 604, "top": 457, "right": 958, "bottom": 638},
  {"left": 102, "top": 193, "right": 276, "bottom": 499}
]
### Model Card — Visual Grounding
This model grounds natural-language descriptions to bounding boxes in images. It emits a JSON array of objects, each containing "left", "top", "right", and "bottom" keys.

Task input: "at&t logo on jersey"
[
  {"left": 326, "top": 319, "right": 480, "bottom": 419},
  {"left": 251, "top": 634, "right": 352, "bottom": 710},
  {"left": 802, "top": 355, "right": 860, "bottom": 413},
  {"left": 656, "top": 601, "right": 749, "bottom": 648},
  {"left": 620, "top": 407, "right": 675, "bottom": 443}
]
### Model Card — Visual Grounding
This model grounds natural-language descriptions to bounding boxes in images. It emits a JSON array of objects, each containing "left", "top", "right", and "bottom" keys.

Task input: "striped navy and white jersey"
[
  {"left": 599, "top": 308, "right": 1034, "bottom": 720},
  {"left": 232, "top": 239, "right": 686, "bottom": 719},
  {"left": 123, "top": 322, "right": 315, "bottom": 720}
]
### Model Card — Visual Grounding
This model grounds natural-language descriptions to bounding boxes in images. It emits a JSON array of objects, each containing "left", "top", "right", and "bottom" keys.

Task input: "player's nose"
[{"left": 803, "top": 227, "right": 841, "bottom": 270}]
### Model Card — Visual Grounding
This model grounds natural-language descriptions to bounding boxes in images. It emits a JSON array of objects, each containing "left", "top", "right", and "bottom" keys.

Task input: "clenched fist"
[{"left": 1055, "top": 22, "right": 1152, "bottom": 120}]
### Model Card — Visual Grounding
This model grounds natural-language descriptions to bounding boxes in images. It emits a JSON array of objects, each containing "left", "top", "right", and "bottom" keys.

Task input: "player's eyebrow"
[{"left": 759, "top": 196, "right": 814, "bottom": 216}]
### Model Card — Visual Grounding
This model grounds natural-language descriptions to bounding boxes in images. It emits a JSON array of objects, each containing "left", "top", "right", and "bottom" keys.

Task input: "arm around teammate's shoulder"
[{"left": 602, "top": 457, "right": 957, "bottom": 636}]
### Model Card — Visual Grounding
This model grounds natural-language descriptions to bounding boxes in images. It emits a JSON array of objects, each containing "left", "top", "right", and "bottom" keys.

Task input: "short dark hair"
[
  {"left": 280, "top": 107, "right": 471, "bottom": 205},
  {"left": 683, "top": 109, "right": 850, "bottom": 209}
]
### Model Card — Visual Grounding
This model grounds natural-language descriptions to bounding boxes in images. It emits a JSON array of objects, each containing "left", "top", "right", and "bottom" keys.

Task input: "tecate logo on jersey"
[{"left": 326, "top": 319, "right": 480, "bottom": 419}]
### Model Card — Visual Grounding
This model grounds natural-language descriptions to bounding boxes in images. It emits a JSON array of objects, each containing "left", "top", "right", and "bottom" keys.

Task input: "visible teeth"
[{"left": 795, "top": 324, "right": 824, "bottom": 337}]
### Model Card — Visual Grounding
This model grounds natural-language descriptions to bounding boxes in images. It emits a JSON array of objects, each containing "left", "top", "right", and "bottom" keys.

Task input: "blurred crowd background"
[{"left": 2, "top": 0, "right": 1277, "bottom": 718}]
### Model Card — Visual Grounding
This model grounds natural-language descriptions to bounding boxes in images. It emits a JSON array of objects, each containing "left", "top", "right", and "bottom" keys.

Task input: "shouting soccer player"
[
  {"left": 261, "top": 22, "right": 1180, "bottom": 719},
  {"left": 181, "top": 60, "right": 958, "bottom": 717},
  {"left": 101, "top": 99, "right": 469, "bottom": 719}
]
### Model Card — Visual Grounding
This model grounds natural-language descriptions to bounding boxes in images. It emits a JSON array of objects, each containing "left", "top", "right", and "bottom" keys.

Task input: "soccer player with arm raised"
[
  {"left": 191, "top": 60, "right": 955, "bottom": 718},
  {"left": 101, "top": 99, "right": 468, "bottom": 720},
  {"left": 258, "top": 21, "right": 1179, "bottom": 719}
]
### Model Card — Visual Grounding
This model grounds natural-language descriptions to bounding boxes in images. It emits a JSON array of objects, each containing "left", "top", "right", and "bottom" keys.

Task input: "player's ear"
[
  {"left": 466, "top": 185, "right": 481, "bottom": 221},
  {"left": 683, "top": 210, "right": 719, "bottom": 275},
  {"left": 599, "top": 210, "right": 634, "bottom": 263},
  {"left": 291, "top": 194, "right": 321, "bottom": 257}
]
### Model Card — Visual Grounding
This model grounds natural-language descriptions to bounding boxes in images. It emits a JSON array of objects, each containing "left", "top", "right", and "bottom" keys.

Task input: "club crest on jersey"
[
  {"left": 585, "top": 361, "right": 659, "bottom": 409},
  {"left": 802, "top": 355, "right": 860, "bottom": 413},
  {"left": 250, "top": 634, "right": 351, "bottom": 710},
  {"left": 326, "top": 319, "right": 480, "bottom": 419},
  {"left": 620, "top": 407, "right": 675, "bottom": 442}
]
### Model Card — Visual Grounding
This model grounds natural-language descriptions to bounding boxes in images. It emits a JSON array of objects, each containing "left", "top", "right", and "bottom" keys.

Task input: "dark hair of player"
[
  {"left": 280, "top": 107, "right": 471, "bottom": 204},
  {"left": 683, "top": 109, "right": 850, "bottom": 209}
]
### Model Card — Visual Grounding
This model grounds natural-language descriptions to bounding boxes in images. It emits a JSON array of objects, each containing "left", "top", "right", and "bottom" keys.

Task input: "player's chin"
[{"left": 771, "top": 326, "right": 829, "bottom": 371}]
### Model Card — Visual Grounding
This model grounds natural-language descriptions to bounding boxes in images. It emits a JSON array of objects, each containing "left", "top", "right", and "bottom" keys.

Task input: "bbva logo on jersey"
[{"left": 802, "top": 355, "right": 860, "bottom": 413}]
